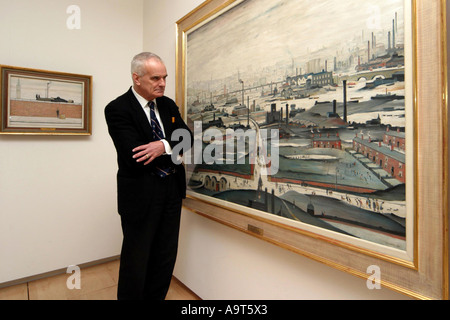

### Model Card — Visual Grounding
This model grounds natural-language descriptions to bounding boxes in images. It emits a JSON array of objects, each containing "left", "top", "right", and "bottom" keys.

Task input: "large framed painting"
[
  {"left": 0, "top": 65, "right": 92, "bottom": 135},
  {"left": 176, "top": 0, "right": 448, "bottom": 299}
]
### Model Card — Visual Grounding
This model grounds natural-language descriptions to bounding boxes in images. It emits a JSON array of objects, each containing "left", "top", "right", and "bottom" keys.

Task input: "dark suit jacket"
[{"left": 105, "top": 88, "right": 193, "bottom": 219}]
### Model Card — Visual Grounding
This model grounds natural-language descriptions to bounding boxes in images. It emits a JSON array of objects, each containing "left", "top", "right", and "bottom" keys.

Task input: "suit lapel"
[
  {"left": 156, "top": 97, "right": 172, "bottom": 139},
  {"left": 126, "top": 88, "right": 154, "bottom": 140}
]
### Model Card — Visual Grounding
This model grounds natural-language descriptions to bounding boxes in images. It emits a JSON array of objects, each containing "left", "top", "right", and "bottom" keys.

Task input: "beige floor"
[{"left": 0, "top": 259, "right": 201, "bottom": 300}]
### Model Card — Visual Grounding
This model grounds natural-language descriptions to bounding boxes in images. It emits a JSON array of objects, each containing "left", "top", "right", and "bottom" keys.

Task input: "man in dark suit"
[{"left": 105, "top": 52, "right": 193, "bottom": 300}]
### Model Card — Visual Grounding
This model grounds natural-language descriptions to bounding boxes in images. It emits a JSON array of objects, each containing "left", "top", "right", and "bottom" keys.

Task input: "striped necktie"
[
  {"left": 149, "top": 101, "right": 165, "bottom": 141},
  {"left": 148, "top": 101, "right": 170, "bottom": 177}
]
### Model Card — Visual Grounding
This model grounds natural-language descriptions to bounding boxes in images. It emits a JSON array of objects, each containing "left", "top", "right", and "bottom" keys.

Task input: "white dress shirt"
[{"left": 131, "top": 87, "right": 172, "bottom": 154}]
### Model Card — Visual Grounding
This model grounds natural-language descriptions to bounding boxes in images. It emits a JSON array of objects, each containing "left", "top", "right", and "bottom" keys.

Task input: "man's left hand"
[{"left": 132, "top": 141, "right": 165, "bottom": 165}]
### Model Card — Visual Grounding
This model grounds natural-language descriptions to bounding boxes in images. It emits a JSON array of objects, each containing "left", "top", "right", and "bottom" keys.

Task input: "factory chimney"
[
  {"left": 271, "top": 189, "right": 275, "bottom": 214},
  {"left": 392, "top": 19, "right": 396, "bottom": 49},
  {"left": 343, "top": 80, "right": 347, "bottom": 123},
  {"left": 247, "top": 96, "right": 250, "bottom": 127},
  {"left": 286, "top": 104, "right": 289, "bottom": 125},
  {"left": 388, "top": 31, "right": 391, "bottom": 50}
]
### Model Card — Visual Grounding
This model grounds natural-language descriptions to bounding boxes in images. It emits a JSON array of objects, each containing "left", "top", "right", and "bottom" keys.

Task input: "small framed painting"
[{"left": 0, "top": 65, "right": 92, "bottom": 135}]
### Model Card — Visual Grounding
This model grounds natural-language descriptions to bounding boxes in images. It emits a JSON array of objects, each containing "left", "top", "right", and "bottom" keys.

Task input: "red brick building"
[
  {"left": 383, "top": 127, "right": 406, "bottom": 151},
  {"left": 312, "top": 132, "right": 342, "bottom": 149},
  {"left": 352, "top": 129, "right": 406, "bottom": 183},
  {"left": 10, "top": 99, "right": 82, "bottom": 119}
]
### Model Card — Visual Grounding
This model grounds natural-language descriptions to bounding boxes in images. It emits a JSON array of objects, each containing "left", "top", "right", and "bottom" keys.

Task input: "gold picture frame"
[
  {"left": 176, "top": 0, "right": 448, "bottom": 299},
  {"left": 0, "top": 65, "right": 92, "bottom": 135}
]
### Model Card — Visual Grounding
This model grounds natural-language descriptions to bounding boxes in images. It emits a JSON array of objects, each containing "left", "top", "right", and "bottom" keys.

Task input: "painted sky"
[
  {"left": 10, "top": 76, "right": 83, "bottom": 104},
  {"left": 187, "top": 0, "right": 404, "bottom": 84}
]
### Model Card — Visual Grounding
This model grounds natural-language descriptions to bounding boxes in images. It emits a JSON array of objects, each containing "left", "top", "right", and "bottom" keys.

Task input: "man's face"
[{"left": 133, "top": 58, "right": 167, "bottom": 101}]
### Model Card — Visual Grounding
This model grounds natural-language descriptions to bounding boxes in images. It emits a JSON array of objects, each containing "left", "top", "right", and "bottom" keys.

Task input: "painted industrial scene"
[
  {"left": 185, "top": 0, "right": 408, "bottom": 251},
  {"left": 8, "top": 77, "right": 84, "bottom": 129}
]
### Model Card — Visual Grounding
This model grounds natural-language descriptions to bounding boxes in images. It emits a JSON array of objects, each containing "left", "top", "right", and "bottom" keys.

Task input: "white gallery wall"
[{"left": 0, "top": 0, "right": 143, "bottom": 283}]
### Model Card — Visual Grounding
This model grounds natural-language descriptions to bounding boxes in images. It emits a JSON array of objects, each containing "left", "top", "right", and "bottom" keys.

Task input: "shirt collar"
[{"left": 131, "top": 86, "right": 156, "bottom": 109}]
